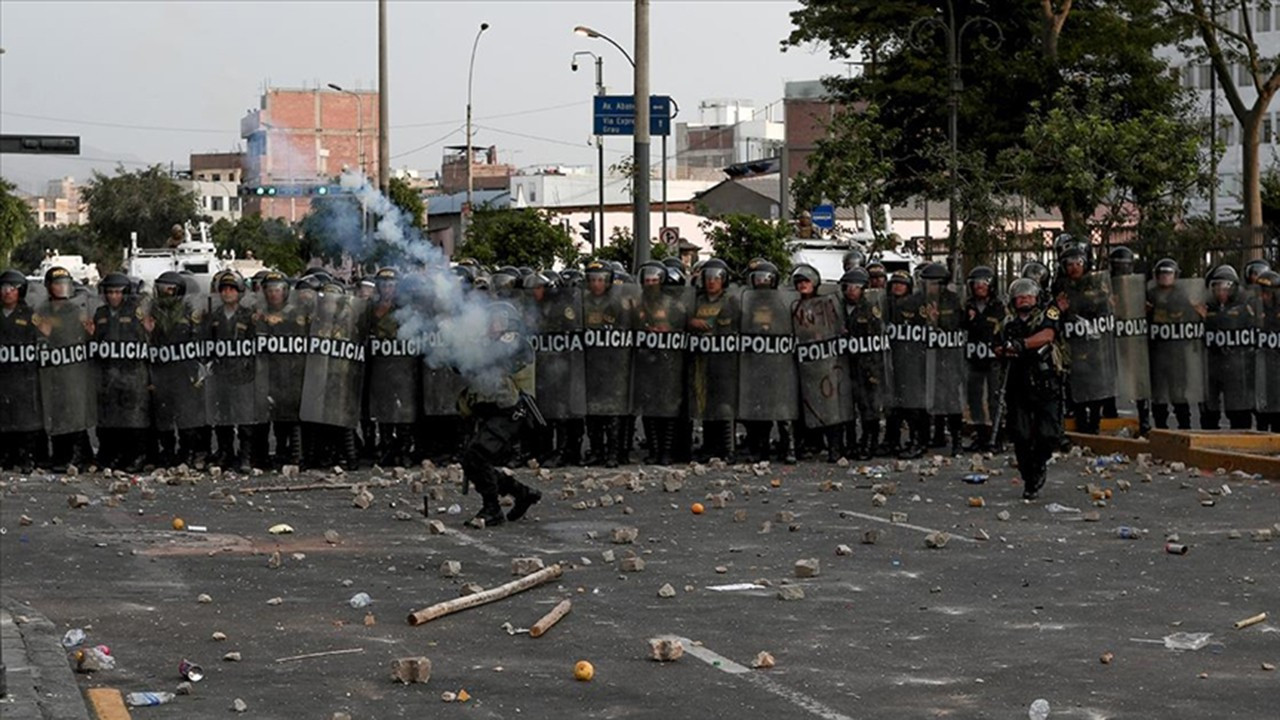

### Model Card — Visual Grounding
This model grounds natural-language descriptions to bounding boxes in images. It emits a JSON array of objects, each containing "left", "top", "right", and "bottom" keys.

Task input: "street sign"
[
  {"left": 659, "top": 227, "right": 680, "bottom": 246},
  {"left": 0, "top": 134, "right": 80, "bottom": 155},
  {"left": 811, "top": 204, "right": 836, "bottom": 230},
  {"left": 593, "top": 95, "right": 672, "bottom": 137}
]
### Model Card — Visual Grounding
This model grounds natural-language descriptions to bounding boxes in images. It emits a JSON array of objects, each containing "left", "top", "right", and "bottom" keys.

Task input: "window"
[
  {"left": 229, "top": 197, "right": 241, "bottom": 212},
  {"left": 1260, "top": 7, "right": 1272, "bottom": 32},
  {"left": 1264, "top": 115, "right": 1274, "bottom": 145},
  {"left": 1200, "top": 64, "right": 1214, "bottom": 90},
  {"left": 1238, "top": 63, "right": 1252, "bottom": 87},
  {"left": 211, "top": 196, "right": 224, "bottom": 212},
  {"left": 43, "top": 211, "right": 56, "bottom": 223},
  {"left": 212, "top": 173, "right": 222, "bottom": 182}
]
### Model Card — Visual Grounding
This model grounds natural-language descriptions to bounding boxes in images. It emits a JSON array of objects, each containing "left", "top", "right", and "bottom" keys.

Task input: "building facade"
[
  {"left": 179, "top": 152, "right": 245, "bottom": 223},
  {"left": 24, "top": 176, "right": 86, "bottom": 228},
  {"left": 674, "top": 99, "right": 784, "bottom": 180}
]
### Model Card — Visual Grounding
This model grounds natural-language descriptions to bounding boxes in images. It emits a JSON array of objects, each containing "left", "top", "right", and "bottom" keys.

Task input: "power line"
[{"left": 391, "top": 125, "right": 464, "bottom": 160}]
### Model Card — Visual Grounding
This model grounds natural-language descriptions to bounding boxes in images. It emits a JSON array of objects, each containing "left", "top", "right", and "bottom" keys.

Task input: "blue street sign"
[
  {"left": 811, "top": 204, "right": 836, "bottom": 230},
  {"left": 593, "top": 95, "right": 672, "bottom": 136}
]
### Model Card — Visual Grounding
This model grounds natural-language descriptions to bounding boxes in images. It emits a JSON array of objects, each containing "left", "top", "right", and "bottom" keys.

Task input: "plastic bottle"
[
  {"left": 1029, "top": 698, "right": 1050, "bottom": 720},
  {"left": 1117, "top": 526, "right": 1142, "bottom": 539},
  {"left": 61, "top": 628, "right": 86, "bottom": 648},
  {"left": 348, "top": 592, "right": 372, "bottom": 609},
  {"left": 125, "top": 692, "right": 175, "bottom": 707}
]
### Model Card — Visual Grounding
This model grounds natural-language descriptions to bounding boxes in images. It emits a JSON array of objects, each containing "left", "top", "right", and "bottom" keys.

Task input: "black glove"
[{"left": 1004, "top": 339, "right": 1026, "bottom": 356}]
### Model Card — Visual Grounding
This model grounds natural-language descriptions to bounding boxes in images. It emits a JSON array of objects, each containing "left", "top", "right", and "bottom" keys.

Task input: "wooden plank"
[
  {"left": 1068, "top": 431, "right": 1280, "bottom": 479},
  {"left": 1064, "top": 417, "right": 1140, "bottom": 433},
  {"left": 87, "top": 688, "right": 132, "bottom": 720},
  {"left": 1185, "top": 432, "right": 1280, "bottom": 453},
  {"left": 1065, "top": 432, "right": 1149, "bottom": 457}
]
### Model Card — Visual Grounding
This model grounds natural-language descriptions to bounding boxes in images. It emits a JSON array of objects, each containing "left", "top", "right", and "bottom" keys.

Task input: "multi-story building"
[
  {"left": 239, "top": 86, "right": 379, "bottom": 221},
  {"left": 439, "top": 145, "right": 515, "bottom": 195},
  {"left": 674, "top": 99, "right": 784, "bottom": 180},
  {"left": 24, "top": 176, "right": 86, "bottom": 228},
  {"left": 178, "top": 152, "right": 245, "bottom": 223}
]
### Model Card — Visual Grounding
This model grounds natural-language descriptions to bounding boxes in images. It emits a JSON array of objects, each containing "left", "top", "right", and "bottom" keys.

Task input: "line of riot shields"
[{"left": 3, "top": 267, "right": 1276, "bottom": 474}]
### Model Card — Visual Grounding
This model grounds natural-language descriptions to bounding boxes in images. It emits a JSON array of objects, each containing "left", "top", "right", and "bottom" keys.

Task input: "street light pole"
[
  {"left": 465, "top": 22, "right": 491, "bottom": 236},
  {"left": 377, "top": 0, "right": 390, "bottom": 193},
  {"left": 328, "top": 84, "right": 365, "bottom": 175},
  {"left": 573, "top": 51, "right": 606, "bottom": 250},
  {"left": 633, "top": 0, "right": 651, "bottom": 268}
]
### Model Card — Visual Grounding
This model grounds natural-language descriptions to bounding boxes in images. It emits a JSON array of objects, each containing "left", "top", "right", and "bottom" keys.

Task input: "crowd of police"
[{"left": 1, "top": 241, "right": 1276, "bottom": 504}]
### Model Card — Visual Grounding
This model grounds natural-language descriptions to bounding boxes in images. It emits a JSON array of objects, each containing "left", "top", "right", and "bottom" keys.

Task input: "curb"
[{"left": 1, "top": 598, "right": 92, "bottom": 720}]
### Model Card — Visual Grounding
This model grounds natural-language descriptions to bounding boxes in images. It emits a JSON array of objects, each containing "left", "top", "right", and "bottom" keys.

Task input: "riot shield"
[
  {"left": 255, "top": 296, "right": 309, "bottom": 423},
  {"left": 1059, "top": 271, "right": 1118, "bottom": 403},
  {"left": 793, "top": 293, "right": 851, "bottom": 428},
  {"left": 687, "top": 286, "right": 741, "bottom": 421},
  {"left": 922, "top": 288, "right": 966, "bottom": 415},
  {"left": 35, "top": 295, "right": 95, "bottom": 437},
  {"left": 632, "top": 285, "right": 692, "bottom": 419},
  {"left": 1203, "top": 287, "right": 1258, "bottom": 414},
  {"left": 366, "top": 303, "right": 422, "bottom": 424},
  {"left": 299, "top": 294, "right": 368, "bottom": 428},
  {"left": 0, "top": 299, "right": 44, "bottom": 433},
  {"left": 845, "top": 289, "right": 890, "bottom": 416},
  {"left": 528, "top": 287, "right": 586, "bottom": 421},
  {"left": 91, "top": 296, "right": 152, "bottom": 429},
  {"left": 149, "top": 294, "right": 208, "bottom": 431},
  {"left": 1111, "top": 274, "right": 1151, "bottom": 406},
  {"left": 1257, "top": 284, "right": 1280, "bottom": 415},
  {"left": 204, "top": 294, "right": 267, "bottom": 427},
  {"left": 737, "top": 288, "right": 799, "bottom": 422},
  {"left": 1147, "top": 279, "right": 1205, "bottom": 406},
  {"left": 582, "top": 284, "right": 637, "bottom": 416},
  {"left": 886, "top": 292, "right": 927, "bottom": 410}
]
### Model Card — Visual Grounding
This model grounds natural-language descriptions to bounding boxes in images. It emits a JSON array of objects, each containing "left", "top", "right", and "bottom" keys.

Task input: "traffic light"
[
  {"left": 579, "top": 218, "right": 595, "bottom": 244},
  {"left": 0, "top": 134, "right": 81, "bottom": 155}
]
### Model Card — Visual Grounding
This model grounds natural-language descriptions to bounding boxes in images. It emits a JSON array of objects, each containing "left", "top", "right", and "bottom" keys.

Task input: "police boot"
[
  {"left": 656, "top": 419, "right": 676, "bottom": 466},
  {"left": 778, "top": 422, "right": 798, "bottom": 465},
  {"left": 605, "top": 418, "right": 622, "bottom": 469},
  {"left": 1137, "top": 400, "right": 1152, "bottom": 437},
  {"left": 49, "top": 433, "right": 74, "bottom": 473},
  {"left": 76, "top": 431, "right": 95, "bottom": 469},
  {"left": 898, "top": 414, "right": 926, "bottom": 460},
  {"left": 507, "top": 481, "right": 543, "bottom": 522},
  {"left": 236, "top": 426, "right": 255, "bottom": 473},
  {"left": 881, "top": 413, "right": 903, "bottom": 456},
  {"left": 212, "top": 426, "right": 235, "bottom": 468},
  {"left": 280, "top": 423, "right": 303, "bottom": 467},
  {"left": 122, "top": 429, "right": 147, "bottom": 473},
  {"left": 858, "top": 420, "right": 879, "bottom": 460},
  {"left": 157, "top": 429, "right": 178, "bottom": 468},
  {"left": 470, "top": 494, "right": 506, "bottom": 528},
  {"left": 948, "top": 415, "right": 964, "bottom": 457},
  {"left": 564, "top": 420, "right": 585, "bottom": 466},
  {"left": 930, "top": 416, "right": 947, "bottom": 448},
  {"left": 1173, "top": 403, "right": 1192, "bottom": 430},
  {"left": 964, "top": 425, "right": 992, "bottom": 453},
  {"left": 620, "top": 416, "right": 636, "bottom": 465},
  {"left": 585, "top": 420, "right": 607, "bottom": 466},
  {"left": 252, "top": 423, "right": 271, "bottom": 468},
  {"left": 642, "top": 417, "right": 660, "bottom": 463},
  {"left": 825, "top": 426, "right": 843, "bottom": 463},
  {"left": 341, "top": 428, "right": 360, "bottom": 470}
]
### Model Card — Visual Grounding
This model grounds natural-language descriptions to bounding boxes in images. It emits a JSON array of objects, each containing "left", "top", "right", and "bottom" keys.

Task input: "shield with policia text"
[
  {"left": 0, "top": 298, "right": 44, "bottom": 434},
  {"left": 36, "top": 293, "right": 96, "bottom": 437},
  {"left": 91, "top": 295, "right": 152, "bottom": 430},
  {"left": 527, "top": 286, "right": 586, "bottom": 420},
  {"left": 631, "top": 285, "right": 692, "bottom": 419},
  {"left": 582, "top": 284, "right": 638, "bottom": 417},
  {"left": 254, "top": 290, "right": 310, "bottom": 423},
  {"left": 1059, "top": 271, "right": 1118, "bottom": 404},
  {"left": 366, "top": 304, "right": 423, "bottom": 425},
  {"left": 687, "top": 285, "right": 741, "bottom": 421},
  {"left": 149, "top": 293, "right": 208, "bottom": 431},
  {"left": 737, "top": 288, "right": 799, "bottom": 422},
  {"left": 1112, "top": 274, "right": 1151, "bottom": 406},
  {"left": 203, "top": 294, "right": 268, "bottom": 427},
  {"left": 300, "top": 293, "right": 368, "bottom": 428},
  {"left": 793, "top": 292, "right": 851, "bottom": 428},
  {"left": 921, "top": 286, "right": 966, "bottom": 415},
  {"left": 886, "top": 291, "right": 927, "bottom": 411},
  {"left": 1147, "top": 278, "right": 1205, "bottom": 407}
]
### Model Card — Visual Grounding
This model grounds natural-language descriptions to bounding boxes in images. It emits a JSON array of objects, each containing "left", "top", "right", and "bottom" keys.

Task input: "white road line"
[
  {"left": 835, "top": 509, "right": 977, "bottom": 543},
  {"left": 662, "top": 635, "right": 859, "bottom": 720},
  {"left": 417, "top": 518, "right": 507, "bottom": 557}
]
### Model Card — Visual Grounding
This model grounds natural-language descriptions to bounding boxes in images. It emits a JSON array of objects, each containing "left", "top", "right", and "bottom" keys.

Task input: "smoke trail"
[{"left": 318, "top": 171, "right": 534, "bottom": 395}]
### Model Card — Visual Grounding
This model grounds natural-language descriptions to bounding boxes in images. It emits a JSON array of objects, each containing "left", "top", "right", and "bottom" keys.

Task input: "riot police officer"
[
  {"left": 918, "top": 262, "right": 966, "bottom": 455},
  {"left": 256, "top": 270, "right": 308, "bottom": 467},
  {"left": 1108, "top": 246, "right": 1136, "bottom": 277},
  {"left": 1145, "top": 259, "right": 1197, "bottom": 430},
  {"left": 688, "top": 258, "right": 739, "bottom": 461},
  {"left": 1054, "top": 244, "right": 1113, "bottom": 434},
  {"left": 148, "top": 271, "right": 208, "bottom": 467},
  {"left": 1202, "top": 265, "right": 1256, "bottom": 430},
  {"left": 366, "top": 267, "right": 420, "bottom": 466},
  {"left": 92, "top": 273, "right": 151, "bottom": 472},
  {"left": 1021, "top": 261, "right": 1053, "bottom": 307},
  {"left": 741, "top": 259, "right": 798, "bottom": 464},
  {"left": 634, "top": 260, "right": 685, "bottom": 465},
  {"left": 1256, "top": 270, "right": 1280, "bottom": 431},
  {"left": 998, "top": 278, "right": 1064, "bottom": 500},
  {"left": 206, "top": 270, "right": 260, "bottom": 472},
  {"left": 581, "top": 259, "right": 632, "bottom": 467},
  {"left": 962, "top": 266, "right": 1004, "bottom": 451},
  {"left": 842, "top": 248, "right": 867, "bottom": 273},
  {"left": 866, "top": 260, "right": 888, "bottom": 291},
  {"left": 34, "top": 266, "right": 96, "bottom": 471},
  {"left": 0, "top": 269, "right": 42, "bottom": 471},
  {"left": 884, "top": 270, "right": 928, "bottom": 458},
  {"left": 458, "top": 302, "right": 542, "bottom": 527},
  {"left": 839, "top": 267, "right": 886, "bottom": 459}
]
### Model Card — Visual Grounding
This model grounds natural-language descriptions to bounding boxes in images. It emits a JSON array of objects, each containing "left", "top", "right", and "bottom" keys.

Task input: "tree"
[
  {"left": 791, "top": 103, "right": 899, "bottom": 220},
  {"left": 698, "top": 213, "right": 794, "bottom": 275},
  {"left": 457, "top": 206, "right": 579, "bottom": 269},
  {"left": 388, "top": 176, "right": 426, "bottom": 231},
  {"left": 9, "top": 225, "right": 104, "bottom": 274},
  {"left": 80, "top": 165, "right": 199, "bottom": 249},
  {"left": 0, "top": 177, "right": 35, "bottom": 267},
  {"left": 592, "top": 226, "right": 670, "bottom": 270},
  {"left": 1170, "top": 0, "right": 1280, "bottom": 246},
  {"left": 298, "top": 194, "right": 364, "bottom": 268},
  {"left": 209, "top": 215, "right": 307, "bottom": 276}
]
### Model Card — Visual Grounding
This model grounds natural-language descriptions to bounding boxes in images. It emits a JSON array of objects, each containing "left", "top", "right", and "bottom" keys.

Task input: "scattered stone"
[
  {"left": 759, "top": 521, "right": 773, "bottom": 534},
  {"left": 861, "top": 529, "right": 880, "bottom": 544},
  {"left": 733, "top": 509, "right": 748, "bottom": 523},
  {"left": 657, "top": 583, "right": 676, "bottom": 598},
  {"left": 890, "top": 512, "right": 908, "bottom": 523},
  {"left": 223, "top": 651, "right": 242, "bottom": 662},
  {"left": 752, "top": 651, "right": 776, "bottom": 669},
  {"left": 1263, "top": 662, "right": 1275, "bottom": 672},
  {"left": 440, "top": 561, "right": 462, "bottom": 578},
  {"left": 777, "top": 586, "right": 805, "bottom": 601},
  {"left": 1100, "top": 651, "right": 1114, "bottom": 664},
  {"left": 232, "top": 698, "right": 247, "bottom": 713},
  {"left": 601, "top": 549, "right": 616, "bottom": 563},
  {"left": 511, "top": 557, "right": 545, "bottom": 576},
  {"left": 176, "top": 681, "right": 193, "bottom": 695},
  {"left": 291, "top": 552, "right": 306, "bottom": 562},
  {"left": 324, "top": 529, "right": 341, "bottom": 544},
  {"left": 352, "top": 489, "right": 374, "bottom": 509},
  {"left": 281, "top": 464, "right": 299, "bottom": 478},
  {"left": 776, "top": 511, "right": 796, "bottom": 523},
  {"left": 266, "top": 597, "right": 283, "bottom": 606},
  {"left": 649, "top": 637, "right": 684, "bottom": 662},
  {"left": 441, "top": 691, "right": 458, "bottom": 702},
  {"left": 393, "top": 510, "right": 414, "bottom": 521},
  {"left": 67, "top": 494, "right": 89, "bottom": 508},
  {"left": 19, "top": 514, "right": 33, "bottom": 526},
  {"left": 197, "top": 593, "right": 213, "bottom": 604},
  {"left": 996, "top": 510, "right": 1011, "bottom": 522},
  {"left": 924, "top": 531, "right": 949, "bottom": 549},
  {"left": 973, "top": 529, "right": 990, "bottom": 541},
  {"left": 364, "top": 612, "right": 376, "bottom": 627},
  {"left": 391, "top": 656, "right": 433, "bottom": 684},
  {"left": 715, "top": 566, "right": 728, "bottom": 574},
  {"left": 459, "top": 583, "right": 484, "bottom": 596},
  {"left": 794, "top": 558, "right": 821, "bottom": 578},
  {"left": 1228, "top": 529, "right": 1243, "bottom": 539},
  {"left": 1252, "top": 529, "right": 1274, "bottom": 542},
  {"left": 212, "top": 631, "right": 227, "bottom": 641},
  {"left": 835, "top": 544, "right": 854, "bottom": 556},
  {"left": 612, "top": 526, "right": 639, "bottom": 544},
  {"left": 266, "top": 550, "right": 283, "bottom": 569},
  {"left": 620, "top": 555, "right": 646, "bottom": 572},
  {"left": 662, "top": 475, "right": 684, "bottom": 493},
  {"left": 871, "top": 493, "right": 888, "bottom": 507}
]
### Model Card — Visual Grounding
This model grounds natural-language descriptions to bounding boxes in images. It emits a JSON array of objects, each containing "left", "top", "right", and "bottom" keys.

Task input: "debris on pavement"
[
  {"left": 530, "top": 599, "right": 572, "bottom": 637},
  {"left": 1234, "top": 612, "right": 1267, "bottom": 630},
  {"left": 649, "top": 638, "right": 683, "bottom": 662},
  {"left": 752, "top": 651, "right": 776, "bottom": 669},
  {"left": 391, "top": 656, "right": 432, "bottom": 684}
]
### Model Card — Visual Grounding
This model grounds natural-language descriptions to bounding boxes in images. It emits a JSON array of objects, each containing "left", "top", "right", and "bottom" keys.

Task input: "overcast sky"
[{"left": 0, "top": 1, "right": 845, "bottom": 194}]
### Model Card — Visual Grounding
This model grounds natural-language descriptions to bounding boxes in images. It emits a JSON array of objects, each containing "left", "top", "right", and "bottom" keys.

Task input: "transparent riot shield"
[
  {"left": 793, "top": 292, "right": 851, "bottom": 428},
  {"left": 845, "top": 288, "right": 891, "bottom": 416},
  {"left": 921, "top": 287, "right": 966, "bottom": 415},
  {"left": 91, "top": 295, "right": 152, "bottom": 429},
  {"left": 36, "top": 294, "right": 95, "bottom": 436},
  {"left": 632, "top": 285, "right": 692, "bottom": 419},
  {"left": 0, "top": 296, "right": 44, "bottom": 433},
  {"left": 255, "top": 293, "right": 310, "bottom": 423},
  {"left": 365, "top": 303, "right": 422, "bottom": 424},
  {"left": 1112, "top": 274, "right": 1151, "bottom": 406},
  {"left": 582, "top": 284, "right": 637, "bottom": 416},
  {"left": 528, "top": 286, "right": 586, "bottom": 421},
  {"left": 298, "top": 293, "right": 367, "bottom": 429},
  {"left": 203, "top": 293, "right": 267, "bottom": 428},
  {"left": 149, "top": 293, "right": 208, "bottom": 431},
  {"left": 737, "top": 288, "right": 799, "bottom": 422},
  {"left": 1203, "top": 285, "right": 1258, "bottom": 414},
  {"left": 886, "top": 291, "right": 927, "bottom": 411},
  {"left": 1257, "top": 283, "right": 1280, "bottom": 414},
  {"left": 1060, "top": 271, "right": 1118, "bottom": 403},
  {"left": 687, "top": 285, "right": 741, "bottom": 421},
  {"left": 1147, "top": 278, "right": 1205, "bottom": 407}
]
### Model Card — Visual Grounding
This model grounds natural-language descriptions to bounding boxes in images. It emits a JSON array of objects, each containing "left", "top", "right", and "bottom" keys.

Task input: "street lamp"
[
  {"left": 465, "top": 22, "right": 491, "bottom": 227},
  {"left": 574, "top": 26, "right": 634, "bottom": 66},
  {"left": 327, "top": 83, "right": 365, "bottom": 176},
  {"left": 573, "top": 50, "right": 605, "bottom": 250},
  {"left": 909, "top": 0, "right": 1001, "bottom": 275}
]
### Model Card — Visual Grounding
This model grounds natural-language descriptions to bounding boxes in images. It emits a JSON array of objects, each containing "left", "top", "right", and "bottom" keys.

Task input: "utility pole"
[
  {"left": 377, "top": 0, "right": 390, "bottom": 193},
  {"left": 632, "top": 0, "right": 651, "bottom": 268},
  {"left": 1209, "top": 0, "right": 1218, "bottom": 226},
  {"left": 465, "top": 22, "right": 491, "bottom": 238}
]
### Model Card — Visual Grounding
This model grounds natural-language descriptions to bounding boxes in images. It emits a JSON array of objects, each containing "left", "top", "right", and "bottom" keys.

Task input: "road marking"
[
  {"left": 835, "top": 509, "right": 977, "bottom": 543},
  {"left": 87, "top": 688, "right": 131, "bottom": 720},
  {"left": 662, "top": 635, "right": 858, "bottom": 720},
  {"left": 419, "top": 519, "right": 507, "bottom": 557}
]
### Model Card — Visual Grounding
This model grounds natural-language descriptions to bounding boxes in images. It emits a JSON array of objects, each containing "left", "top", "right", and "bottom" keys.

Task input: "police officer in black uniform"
[
  {"left": 839, "top": 267, "right": 885, "bottom": 459},
  {"left": 998, "top": 278, "right": 1064, "bottom": 500},
  {"left": 688, "top": 258, "right": 739, "bottom": 461},
  {"left": 1202, "top": 265, "right": 1257, "bottom": 430},
  {"left": 92, "top": 273, "right": 151, "bottom": 472},
  {"left": 0, "top": 269, "right": 42, "bottom": 471},
  {"left": 961, "top": 266, "right": 1004, "bottom": 451},
  {"left": 206, "top": 271, "right": 259, "bottom": 472}
]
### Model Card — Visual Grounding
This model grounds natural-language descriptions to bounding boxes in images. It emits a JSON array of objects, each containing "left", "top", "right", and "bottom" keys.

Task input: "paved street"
[{"left": 1, "top": 451, "right": 1276, "bottom": 719}]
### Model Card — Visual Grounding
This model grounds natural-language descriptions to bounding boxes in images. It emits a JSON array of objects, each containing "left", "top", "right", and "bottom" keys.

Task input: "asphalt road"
[{"left": 1, "top": 451, "right": 1276, "bottom": 720}]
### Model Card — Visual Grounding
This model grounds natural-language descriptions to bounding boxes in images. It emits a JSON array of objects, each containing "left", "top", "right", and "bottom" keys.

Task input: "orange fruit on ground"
[
  {"left": 172, "top": 517, "right": 186, "bottom": 531},
  {"left": 691, "top": 502, "right": 705, "bottom": 515},
  {"left": 574, "top": 660, "right": 594, "bottom": 681}
]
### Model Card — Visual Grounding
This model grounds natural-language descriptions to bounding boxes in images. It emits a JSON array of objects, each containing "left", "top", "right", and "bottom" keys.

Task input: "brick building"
[
  {"left": 24, "top": 176, "right": 86, "bottom": 228},
  {"left": 239, "top": 86, "right": 379, "bottom": 221},
  {"left": 439, "top": 145, "right": 514, "bottom": 195}
]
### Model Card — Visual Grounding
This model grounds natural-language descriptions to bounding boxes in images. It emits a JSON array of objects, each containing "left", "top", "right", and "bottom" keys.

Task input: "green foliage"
[
  {"left": 591, "top": 226, "right": 670, "bottom": 271},
  {"left": 209, "top": 216, "right": 306, "bottom": 276},
  {"left": 9, "top": 225, "right": 105, "bottom": 274},
  {"left": 792, "top": 103, "right": 899, "bottom": 217},
  {"left": 80, "top": 165, "right": 200, "bottom": 248},
  {"left": 388, "top": 177, "right": 426, "bottom": 231},
  {"left": 457, "top": 206, "right": 579, "bottom": 269},
  {"left": 0, "top": 177, "right": 35, "bottom": 267},
  {"left": 699, "top": 213, "right": 794, "bottom": 275},
  {"left": 1263, "top": 167, "right": 1280, "bottom": 229}
]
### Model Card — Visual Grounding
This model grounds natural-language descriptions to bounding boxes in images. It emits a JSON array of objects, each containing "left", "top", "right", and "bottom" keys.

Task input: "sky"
[{"left": 0, "top": 0, "right": 846, "bottom": 194}]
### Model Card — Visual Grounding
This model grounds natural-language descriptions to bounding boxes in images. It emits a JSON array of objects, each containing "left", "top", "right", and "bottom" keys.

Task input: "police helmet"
[
  {"left": 216, "top": 270, "right": 246, "bottom": 293},
  {"left": 919, "top": 262, "right": 949, "bottom": 283},
  {"left": 1207, "top": 264, "right": 1240, "bottom": 289},
  {"left": 637, "top": 260, "right": 667, "bottom": 285},
  {"left": 887, "top": 270, "right": 914, "bottom": 293},
  {"left": 664, "top": 265, "right": 686, "bottom": 286},
  {"left": 584, "top": 259, "right": 614, "bottom": 285},
  {"left": 490, "top": 267, "right": 521, "bottom": 291},
  {"left": 1244, "top": 258, "right": 1272, "bottom": 284},
  {"left": 520, "top": 271, "right": 550, "bottom": 290},
  {"left": 375, "top": 266, "right": 399, "bottom": 282},
  {"left": 0, "top": 268, "right": 29, "bottom": 300},
  {"left": 1008, "top": 277, "right": 1041, "bottom": 301},
  {"left": 966, "top": 265, "right": 995, "bottom": 289},
  {"left": 839, "top": 267, "right": 870, "bottom": 288},
  {"left": 866, "top": 260, "right": 887, "bottom": 281},
  {"left": 700, "top": 258, "right": 730, "bottom": 287},
  {"left": 1021, "top": 261, "right": 1050, "bottom": 286},
  {"left": 842, "top": 249, "right": 866, "bottom": 272},
  {"left": 516, "top": 266, "right": 535, "bottom": 278},
  {"left": 44, "top": 265, "right": 73, "bottom": 290},
  {"left": 661, "top": 257, "right": 685, "bottom": 272},
  {"left": 607, "top": 260, "right": 628, "bottom": 275},
  {"left": 1153, "top": 258, "right": 1180, "bottom": 278},
  {"left": 260, "top": 269, "right": 291, "bottom": 296},
  {"left": 99, "top": 272, "right": 132, "bottom": 295},
  {"left": 790, "top": 264, "right": 821, "bottom": 289},
  {"left": 1255, "top": 269, "right": 1280, "bottom": 289},
  {"left": 488, "top": 301, "right": 524, "bottom": 334},
  {"left": 154, "top": 271, "right": 187, "bottom": 297},
  {"left": 747, "top": 259, "right": 779, "bottom": 289},
  {"left": 559, "top": 268, "right": 584, "bottom": 288}
]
